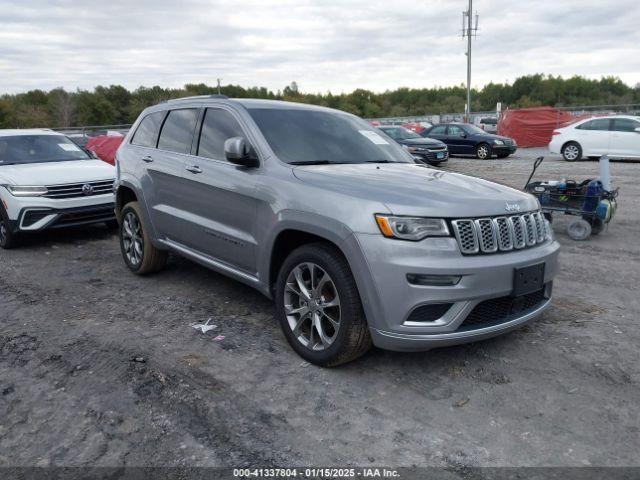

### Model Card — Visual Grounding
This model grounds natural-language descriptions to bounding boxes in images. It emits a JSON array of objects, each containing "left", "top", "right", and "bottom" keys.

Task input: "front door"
[
  {"left": 178, "top": 107, "right": 259, "bottom": 275},
  {"left": 446, "top": 125, "right": 473, "bottom": 154}
]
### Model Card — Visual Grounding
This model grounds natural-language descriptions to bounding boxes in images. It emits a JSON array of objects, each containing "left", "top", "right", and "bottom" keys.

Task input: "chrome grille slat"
[
  {"left": 493, "top": 217, "right": 513, "bottom": 251},
  {"left": 43, "top": 180, "right": 115, "bottom": 199},
  {"left": 474, "top": 218, "right": 498, "bottom": 253},
  {"left": 523, "top": 213, "right": 537, "bottom": 246},
  {"left": 455, "top": 211, "right": 546, "bottom": 255},
  {"left": 451, "top": 220, "right": 479, "bottom": 254}
]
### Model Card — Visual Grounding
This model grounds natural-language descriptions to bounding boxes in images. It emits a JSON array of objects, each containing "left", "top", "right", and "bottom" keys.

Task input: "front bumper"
[
  {"left": 493, "top": 144, "right": 517, "bottom": 155},
  {"left": 1, "top": 189, "right": 116, "bottom": 233},
  {"left": 343, "top": 233, "right": 560, "bottom": 352},
  {"left": 412, "top": 149, "right": 449, "bottom": 164}
]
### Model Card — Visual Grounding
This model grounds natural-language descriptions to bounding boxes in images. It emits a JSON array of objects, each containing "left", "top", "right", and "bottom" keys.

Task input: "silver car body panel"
[{"left": 116, "top": 98, "right": 560, "bottom": 351}]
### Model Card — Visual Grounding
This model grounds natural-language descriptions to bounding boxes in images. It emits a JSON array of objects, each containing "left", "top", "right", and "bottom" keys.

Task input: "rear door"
[
  {"left": 141, "top": 108, "right": 200, "bottom": 240},
  {"left": 178, "top": 107, "right": 259, "bottom": 274},
  {"left": 426, "top": 125, "right": 449, "bottom": 147},
  {"left": 574, "top": 118, "right": 611, "bottom": 156},
  {"left": 609, "top": 118, "right": 640, "bottom": 159}
]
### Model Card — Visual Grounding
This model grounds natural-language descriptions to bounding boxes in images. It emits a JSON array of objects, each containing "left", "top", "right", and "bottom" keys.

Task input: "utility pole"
[
  {"left": 217, "top": 78, "right": 222, "bottom": 95},
  {"left": 462, "top": 0, "right": 478, "bottom": 123}
]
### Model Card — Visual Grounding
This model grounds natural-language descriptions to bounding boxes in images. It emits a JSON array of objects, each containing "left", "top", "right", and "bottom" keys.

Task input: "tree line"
[{"left": 1, "top": 74, "right": 638, "bottom": 129}]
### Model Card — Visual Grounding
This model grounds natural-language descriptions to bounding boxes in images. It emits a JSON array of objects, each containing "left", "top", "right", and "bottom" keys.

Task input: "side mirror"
[
  {"left": 460, "top": 132, "right": 467, "bottom": 138},
  {"left": 224, "top": 137, "right": 259, "bottom": 167}
]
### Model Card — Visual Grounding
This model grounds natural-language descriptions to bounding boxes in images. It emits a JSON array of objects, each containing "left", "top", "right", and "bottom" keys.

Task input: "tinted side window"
[
  {"left": 577, "top": 119, "right": 610, "bottom": 131},
  {"left": 430, "top": 125, "right": 447, "bottom": 135},
  {"left": 157, "top": 108, "right": 199, "bottom": 154},
  {"left": 448, "top": 125, "right": 465, "bottom": 136},
  {"left": 611, "top": 118, "right": 640, "bottom": 132},
  {"left": 131, "top": 111, "right": 165, "bottom": 148},
  {"left": 197, "top": 108, "right": 245, "bottom": 161}
]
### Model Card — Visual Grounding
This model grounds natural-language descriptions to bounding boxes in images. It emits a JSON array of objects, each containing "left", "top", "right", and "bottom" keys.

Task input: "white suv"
[
  {"left": 0, "top": 129, "right": 117, "bottom": 249},
  {"left": 549, "top": 115, "right": 640, "bottom": 161}
]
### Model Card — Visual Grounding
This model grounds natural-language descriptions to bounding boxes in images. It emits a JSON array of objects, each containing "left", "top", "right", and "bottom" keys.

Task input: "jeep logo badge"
[
  {"left": 82, "top": 184, "right": 94, "bottom": 196},
  {"left": 505, "top": 202, "right": 521, "bottom": 212}
]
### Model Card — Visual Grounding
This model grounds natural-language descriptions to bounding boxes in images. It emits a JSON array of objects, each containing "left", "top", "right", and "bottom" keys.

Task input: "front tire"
[
  {"left": 0, "top": 205, "right": 20, "bottom": 249},
  {"left": 476, "top": 143, "right": 492, "bottom": 160},
  {"left": 119, "top": 202, "right": 167, "bottom": 275},
  {"left": 562, "top": 142, "right": 582, "bottom": 162},
  {"left": 275, "top": 243, "right": 372, "bottom": 367}
]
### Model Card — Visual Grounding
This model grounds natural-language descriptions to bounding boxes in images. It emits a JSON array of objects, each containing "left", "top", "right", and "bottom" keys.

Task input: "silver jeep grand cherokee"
[{"left": 115, "top": 95, "right": 560, "bottom": 366}]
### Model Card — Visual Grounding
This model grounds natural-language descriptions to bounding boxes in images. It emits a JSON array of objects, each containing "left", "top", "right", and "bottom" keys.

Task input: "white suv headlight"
[
  {"left": 5, "top": 185, "right": 48, "bottom": 197},
  {"left": 375, "top": 215, "right": 450, "bottom": 241}
]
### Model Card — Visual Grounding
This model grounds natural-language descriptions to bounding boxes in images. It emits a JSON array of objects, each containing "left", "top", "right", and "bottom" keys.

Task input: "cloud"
[{"left": 0, "top": 0, "right": 638, "bottom": 94}]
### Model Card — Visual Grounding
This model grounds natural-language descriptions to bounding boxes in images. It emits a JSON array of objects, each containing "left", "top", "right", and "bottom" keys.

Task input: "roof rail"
[{"left": 167, "top": 94, "right": 229, "bottom": 103}]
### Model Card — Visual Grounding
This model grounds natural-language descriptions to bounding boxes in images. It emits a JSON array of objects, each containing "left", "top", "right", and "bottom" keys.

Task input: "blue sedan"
[{"left": 422, "top": 123, "right": 517, "bottom": 159}]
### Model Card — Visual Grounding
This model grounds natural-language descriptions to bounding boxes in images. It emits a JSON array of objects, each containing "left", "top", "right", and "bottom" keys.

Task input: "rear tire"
[
  {"left": 562, "top": 142, "right": 582, "bottom": 162},
  {"left": 0, "top": 205, "right": 20, "bottom": 249},
  {"left": 476, "top": 143, "right": 492, "bottom": 160},
  {"left": 119, "top": 202, "right": 167, "bottom": 275},
  {"left": 275, "top": 243, "right": 372, "bottom": 367},
  {"left": 567, "top": 218, "right": 591, "bottom": 240}
]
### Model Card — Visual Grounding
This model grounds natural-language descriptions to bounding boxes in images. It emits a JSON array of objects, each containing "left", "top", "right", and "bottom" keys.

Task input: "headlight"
[
  {"left": 375, "top": 214, "right": 450, "bottom": 241},
  {"left": 493, "top": 140, "right": 504, "bottom": 145},
  {"left": 5, "top": 185, "right": 48, "bottom": 197}
]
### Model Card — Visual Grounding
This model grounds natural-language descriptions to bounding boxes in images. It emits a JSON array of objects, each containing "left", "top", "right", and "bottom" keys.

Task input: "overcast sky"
[{"left": 1, "top": 0, "right": 638, "bottom": 94}]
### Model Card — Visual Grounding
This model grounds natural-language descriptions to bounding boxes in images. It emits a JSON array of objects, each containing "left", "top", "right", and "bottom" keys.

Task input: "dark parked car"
[
  {"left": 422, "top": 123, "right": 517, "bottom": 159},
  {"left": 378, "top": 126, "right": 448, "bottom": 165}
]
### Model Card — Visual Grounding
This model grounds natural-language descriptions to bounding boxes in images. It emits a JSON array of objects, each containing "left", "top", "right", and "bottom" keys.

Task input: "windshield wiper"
[{"left": 289, "top": 160, "right": 347, "bottom": 165}]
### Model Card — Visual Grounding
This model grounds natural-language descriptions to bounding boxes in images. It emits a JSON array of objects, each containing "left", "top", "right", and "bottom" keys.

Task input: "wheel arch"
[{"left": 267, "top": 227, "right": 350, "bottom": 297}]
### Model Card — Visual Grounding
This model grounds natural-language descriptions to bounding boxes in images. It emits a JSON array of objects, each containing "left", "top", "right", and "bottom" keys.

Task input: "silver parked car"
[{"left": 115, "top": 96, "right": 560, "bottom": 366}]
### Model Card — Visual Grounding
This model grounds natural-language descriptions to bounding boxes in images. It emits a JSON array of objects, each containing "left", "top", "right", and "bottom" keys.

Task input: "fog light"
[{"left": 406, "top": 274, "right": 461, "bottom": 286}]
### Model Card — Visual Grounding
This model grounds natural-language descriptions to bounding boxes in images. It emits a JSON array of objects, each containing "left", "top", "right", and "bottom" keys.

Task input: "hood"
[
  {"left": 471, "top": 132, "right": 514, "bottom": 143},
  {"left": 397, "top": 138, "right": 446, "bottom": 148},
  {"left": 293, "top": 163, "right": 538, "bottom": 217},
  {"left": 0, "top": 160, "right": 115, "bottom": 186}
]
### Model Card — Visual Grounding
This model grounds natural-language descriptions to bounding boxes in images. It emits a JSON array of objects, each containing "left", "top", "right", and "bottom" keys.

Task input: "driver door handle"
[
  {"left": 142, "top": 155, "right": 153, "bottom": 163},
  {"left": 186, "top": 165, "right": 203, "bottom": 174}
]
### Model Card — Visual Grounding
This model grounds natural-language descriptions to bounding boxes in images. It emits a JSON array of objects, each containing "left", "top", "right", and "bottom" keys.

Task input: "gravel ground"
[{"left": 1, "top": 148, "right": 639, "bottom": 469}]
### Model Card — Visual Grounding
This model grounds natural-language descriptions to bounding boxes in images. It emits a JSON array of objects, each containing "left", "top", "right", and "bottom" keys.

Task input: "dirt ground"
[{"left": 1, "top": 148, "right": 639, "bottom": 469}]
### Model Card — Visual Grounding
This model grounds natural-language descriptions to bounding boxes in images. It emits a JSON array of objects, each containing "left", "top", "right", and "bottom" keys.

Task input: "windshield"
[
  {"left": 0, "top": 135, "right": 91, "bottom": 165},
  {"left": 378, "top": 127, "right": 421, "bottom": 140},
  {"left": 247, "top": 108, "right": 413, "bottom": 165}
]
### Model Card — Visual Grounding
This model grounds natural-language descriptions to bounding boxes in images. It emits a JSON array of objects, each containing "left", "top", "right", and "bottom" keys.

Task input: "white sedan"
[{"left": 549, "top": 115, "right": 640, "bottom": 161}]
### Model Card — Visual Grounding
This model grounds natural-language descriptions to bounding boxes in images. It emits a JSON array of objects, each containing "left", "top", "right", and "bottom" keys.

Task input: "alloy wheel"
[
  {"left": 477, "top": 145, "right": 490, "bottom": 159},
  {"left": 564, "top": 145, "right": 579, "bottom": 161},
  {"left": 283, "top": 262, "right": 341, "bottom": 351},
  {"left": 122, "top": 211, "right": 144, "bottom": 265}
]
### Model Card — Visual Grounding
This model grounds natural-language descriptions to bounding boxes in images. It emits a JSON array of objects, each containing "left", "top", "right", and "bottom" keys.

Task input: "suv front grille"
[
  {"left": 451, "top": 211, "right": 547, "bottom": 255},
  {"left": 43, "top": 180, "right": 115, "bottom": 199}
]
